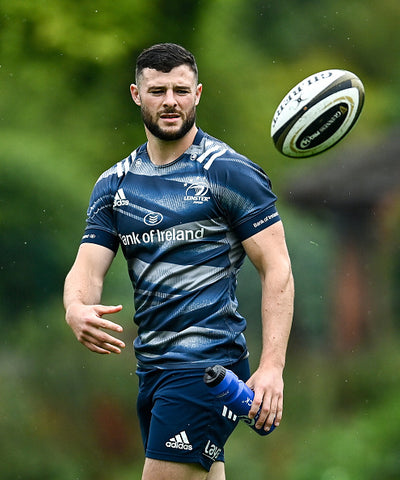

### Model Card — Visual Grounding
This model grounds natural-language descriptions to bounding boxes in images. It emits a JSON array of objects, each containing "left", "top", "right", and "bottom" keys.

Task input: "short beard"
[{"left": 141, "top": 106, "right": 196, "bottom": 141}]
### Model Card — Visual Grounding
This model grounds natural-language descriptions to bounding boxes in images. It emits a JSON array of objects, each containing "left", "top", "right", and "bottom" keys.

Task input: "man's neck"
[{"left": 145, "top": 126, "right": 198, "bottom": 166}]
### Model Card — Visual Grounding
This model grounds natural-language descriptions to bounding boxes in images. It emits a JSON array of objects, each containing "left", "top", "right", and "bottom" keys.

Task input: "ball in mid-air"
[{"left": 271, "top": 69, "right": 365, "bottom": 158}]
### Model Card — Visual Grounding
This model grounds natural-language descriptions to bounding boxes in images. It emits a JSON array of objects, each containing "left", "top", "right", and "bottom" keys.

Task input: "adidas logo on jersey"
[
  {"left": 113, "top": 188, "right": 129, "bottom": 207},
  {"left": 165, "top": 431, "right": 193, "bottom": 451}
]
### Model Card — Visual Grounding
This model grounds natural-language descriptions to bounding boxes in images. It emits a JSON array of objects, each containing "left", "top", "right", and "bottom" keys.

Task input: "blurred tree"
[
  {"left": 0, "top": 0, "right": 207, "bottom": 320},
  {"left": 1, "top": 1, "right": 400, "bottom": 479},
  {"left": 236, "top": 0, "right": 400, "bottom": 78}
]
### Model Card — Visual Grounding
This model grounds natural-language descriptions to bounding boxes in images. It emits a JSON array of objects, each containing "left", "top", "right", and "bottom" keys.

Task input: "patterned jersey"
[{"left": 81, "top": 129, "right": 280, "bottom": 369}]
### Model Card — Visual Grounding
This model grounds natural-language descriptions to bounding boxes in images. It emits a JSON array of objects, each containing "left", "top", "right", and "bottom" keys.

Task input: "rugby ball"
[{"left": 271, "top": 69, "right": 365, "bottom": 158}]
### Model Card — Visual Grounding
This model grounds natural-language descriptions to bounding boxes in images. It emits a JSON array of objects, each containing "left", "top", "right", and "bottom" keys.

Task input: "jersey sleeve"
[
  {"left": 210, "top": 155, "right": 280, "bottom": 242},
  {"left": 81, "top": 169, "right": 120, "bottom": 253}
]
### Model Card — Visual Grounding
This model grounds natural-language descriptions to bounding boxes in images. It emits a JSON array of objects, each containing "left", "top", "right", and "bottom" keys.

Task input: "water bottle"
[{"left": 204, "top": 364, "right": 275, "bottom": 436}]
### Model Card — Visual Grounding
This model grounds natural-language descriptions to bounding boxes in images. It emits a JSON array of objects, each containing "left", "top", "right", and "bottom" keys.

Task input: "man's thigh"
[{"left": 141, "top": 458, "right": 225, "bottom": 480}]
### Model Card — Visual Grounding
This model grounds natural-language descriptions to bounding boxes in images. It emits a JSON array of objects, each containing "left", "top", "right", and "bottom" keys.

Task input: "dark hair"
[{"left": 135, "top": 43, "right": 198, "bottom": 83}]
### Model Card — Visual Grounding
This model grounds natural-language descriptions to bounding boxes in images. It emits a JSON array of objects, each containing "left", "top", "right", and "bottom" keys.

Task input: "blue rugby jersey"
[{"left": 81, "top": 129, "right": 281, "bottom": 369}]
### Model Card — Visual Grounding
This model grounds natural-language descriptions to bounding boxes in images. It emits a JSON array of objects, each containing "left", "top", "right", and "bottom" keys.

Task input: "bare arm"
[
  {"left": 242, "top": 220, "right": 294, "bottom": 431},
  {"left": 63, "top": 243, "right": 126, "bottom": 354}
]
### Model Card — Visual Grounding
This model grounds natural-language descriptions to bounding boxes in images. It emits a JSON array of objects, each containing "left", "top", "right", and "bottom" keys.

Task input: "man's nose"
[{"left": 163, "top": 89, "right": 177, "bottom": 107}]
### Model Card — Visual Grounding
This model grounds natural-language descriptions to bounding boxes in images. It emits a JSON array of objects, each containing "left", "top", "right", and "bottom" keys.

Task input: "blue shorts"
[{"left": 136, "top": 357, "right": 250, "bottom": 471}]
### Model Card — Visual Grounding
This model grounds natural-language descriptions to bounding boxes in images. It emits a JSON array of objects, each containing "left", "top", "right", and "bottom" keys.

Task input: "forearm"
[
  {"left": 63, "top": 244, "right": 124, "bottom": 354},
  {"left": 63, "top": 243, "right": 114, "bottom": 313},
  {"left": 258, "top": 263, "right": 294, "bottom": 371},
  {"left": 242, "top": 222, "right": 294, "bottom": 429},
  {"left": 246, "top": 263, "right": 293, "bottom": 429},
  {"left": 63, "top": 265, "right": 104, "bottom": 312}
]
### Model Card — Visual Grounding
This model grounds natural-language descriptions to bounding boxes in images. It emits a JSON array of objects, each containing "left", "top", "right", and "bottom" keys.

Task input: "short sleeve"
[
  {"left": 80, "top": 171, "right": 120, "bottom": 253},
  {"left": 210, "top": 155, "right": 281, "bottom": 242}
]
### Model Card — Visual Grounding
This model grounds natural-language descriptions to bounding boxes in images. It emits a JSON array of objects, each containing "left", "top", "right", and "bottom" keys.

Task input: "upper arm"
[
  {"left": 242, "top": 221, "right": 292, "bottom": 278},
  {"left": 69, "top": 243, "right": 116, "bottom": 281}
]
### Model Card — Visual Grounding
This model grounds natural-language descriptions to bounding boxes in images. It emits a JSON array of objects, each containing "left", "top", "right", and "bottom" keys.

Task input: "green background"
[{"left": 1, "top": 1, "right": 399, "bottom": 478}]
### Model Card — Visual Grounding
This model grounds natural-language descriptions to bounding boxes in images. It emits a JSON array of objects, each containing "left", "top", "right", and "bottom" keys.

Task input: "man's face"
[{"left": 130, "top": 65, "right": 202, "bottom": 141}]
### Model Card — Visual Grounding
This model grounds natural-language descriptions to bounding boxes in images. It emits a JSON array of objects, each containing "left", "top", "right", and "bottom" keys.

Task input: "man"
[{"left": 64, "top": 43, "right": 294, "bottom": 480}]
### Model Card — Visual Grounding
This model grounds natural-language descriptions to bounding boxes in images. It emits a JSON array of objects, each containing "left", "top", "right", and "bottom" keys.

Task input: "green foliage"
[
  {"left": 282, "top": 344, "right": 400, "bottom": 480},
  {"left": 1, "top": 0, "right": 161, "bottom": 62},
  {"left": 1, "top": 300, "right": 141, "bottom": 480},
  {"left": 237, "top": 0, "right": 400, "bottom": 78},
  {"left": 223, "top": 341, "right": 400, "bottom": 480},
  {"left": 1, "top": 0, "right": 400, "bottom": 478},
  {"left": 3, "top": 304, "right": 399, "bottom": 479}
]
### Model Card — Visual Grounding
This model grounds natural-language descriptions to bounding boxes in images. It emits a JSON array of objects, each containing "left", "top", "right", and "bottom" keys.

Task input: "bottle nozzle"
[{"left": 203, "top": 365, "right": 226, "bottom": 387}]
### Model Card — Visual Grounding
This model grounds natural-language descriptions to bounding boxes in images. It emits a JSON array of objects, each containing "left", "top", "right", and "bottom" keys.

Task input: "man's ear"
[
  {"left": 195, "top": 83, "right": 203, "bottom": 106},
  {"left": 130, "top": 84, "right": 141, "bottom": 106}
]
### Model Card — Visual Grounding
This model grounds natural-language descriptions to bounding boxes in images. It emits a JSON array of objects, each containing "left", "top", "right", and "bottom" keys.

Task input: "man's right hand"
[{"left": 65, "top": 303, "right": 125, "bottom": 354}]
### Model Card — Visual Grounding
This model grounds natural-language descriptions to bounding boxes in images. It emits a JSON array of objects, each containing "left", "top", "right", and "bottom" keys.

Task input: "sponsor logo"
[
  {"left": 82, "top": 233, "right": 97, "bottom": 240},
  {"left": 252, "top": 211, "right": 279, "bottom": 229},
  {"left": 144, "top": 212, "right": 163, "bottom": 226},
  {"left": 221, "top": 405, "right": 237, "bottom": 422},
  {"left": 243, "top": 397, "right": 253, "bottom": 407},
  {"left": 297, "top": 103, "right": 349, "bottom": 150},
  {"left": 119, "top": 227, "right": 204, "bottom": 246},
  {"left": 113, "top": 188, "right": 129, "bottom": 207},
  {"left": 184, "top": 182, "right": 210, "bottom": 204},
  {"left": 165, "top": 431, "right": 193, "bottom": 451},
  {"left": 272, "top": 70, "right": 334, "bottom": 128},
  {"left": 202, "top": 440, "right": 222, "bottom": 461}
]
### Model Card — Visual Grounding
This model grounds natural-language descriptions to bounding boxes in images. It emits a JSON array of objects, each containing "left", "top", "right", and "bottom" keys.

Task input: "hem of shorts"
[{"left": 145, "top": 450, "right": 218, "bottom": 472}]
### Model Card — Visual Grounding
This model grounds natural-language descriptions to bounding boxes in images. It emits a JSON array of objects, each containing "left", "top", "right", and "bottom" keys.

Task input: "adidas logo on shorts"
[{"left": 165, "top": 430, "right": 193, "bottom": 451}]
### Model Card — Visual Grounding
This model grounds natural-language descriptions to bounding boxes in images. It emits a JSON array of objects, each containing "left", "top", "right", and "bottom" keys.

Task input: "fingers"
[
  {"left": 95, "top": 304, "right": 123, "bottom": 316},
  {"left": 85, "top": 342, "right": 117, "bottom": 355},
  {"left": 247, "top": 370, "right": 284, "bottom": 432},
  {"left": 82, "top": 327, "right": 126, "bottom": 354},
  {"left": 96, "top": 317, "right": 124, "bottom": 334},
  {"left": 67, "top": 304, "right": 125, "bottom": 355},
  {"left": 90, "top": 304, "right": 125, "bottom": 353},
  {"left": 251, "top": 391, "right": 283, "bottom": 431},
  {"left": 274, "top": 395, "right": 284, "bottom": 426}
]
